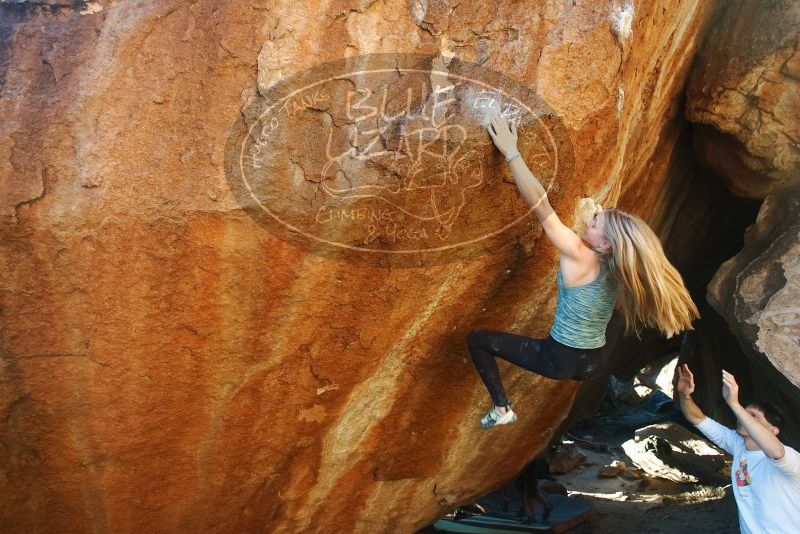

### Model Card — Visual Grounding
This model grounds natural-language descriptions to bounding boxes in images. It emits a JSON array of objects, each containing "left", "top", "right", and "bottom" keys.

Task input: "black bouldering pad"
[{"left": 432, "top": 493, "right": 593, "bottom": 534}]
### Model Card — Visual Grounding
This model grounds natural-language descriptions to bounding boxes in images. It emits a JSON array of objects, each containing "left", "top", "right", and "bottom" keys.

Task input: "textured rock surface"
[
  {"left": 621, "top": 422, "right": 728, "bottom": 485},
  {"left": 708, "top": 185, "right": 800, "bottom": 390},
  {"left": 681, "top": 0, "right": 800, "bottom": 448},
  {"left": 0, "top": 1, "right": 718, "bottom": 532},
  {"left": 685, "top": 0, "right": 800, "bottom": 198},
  {"left": 606, "top": 123, "right": 762, "bottom": 390}
]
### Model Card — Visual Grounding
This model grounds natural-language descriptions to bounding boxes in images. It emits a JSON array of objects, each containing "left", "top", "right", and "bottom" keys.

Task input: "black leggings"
[{"left": 466, "top": 329, "right": 609, "bottom": 408}]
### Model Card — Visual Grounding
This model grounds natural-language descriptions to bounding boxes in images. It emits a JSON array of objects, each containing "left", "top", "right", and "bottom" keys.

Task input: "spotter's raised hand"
[{"left": 722, "top": 369, "right": 740, "bottom": 407}]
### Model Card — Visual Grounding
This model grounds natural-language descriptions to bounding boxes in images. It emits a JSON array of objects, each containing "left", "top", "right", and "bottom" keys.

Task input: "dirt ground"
[
  {"left": 556, "top": 389, "right": 740, "bottom": 532},
  {"left": 569, "top": 493, "right": 738, "bottom": 533},
  {"left": 556, "top": 442, "right": 739, "bottom": 533},
  {"left": 545, "top": 396, "right": 739, "bottom": 533},
  {"left": 419, "top": 443, "right": 740, "bottom": 534},
  {"left": 420, "top": 389, "right": 742, "bottom": 533}
]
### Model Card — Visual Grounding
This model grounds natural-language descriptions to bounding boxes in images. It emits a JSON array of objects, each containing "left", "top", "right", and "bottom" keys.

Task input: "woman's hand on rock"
[{"left": 487, "top": 112, "right": 518, "bottom": 159}]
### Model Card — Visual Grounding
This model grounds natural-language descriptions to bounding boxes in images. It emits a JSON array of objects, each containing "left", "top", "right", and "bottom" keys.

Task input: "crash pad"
[{"left": 433, "top": 492, "right": 594, "bottom": 533}]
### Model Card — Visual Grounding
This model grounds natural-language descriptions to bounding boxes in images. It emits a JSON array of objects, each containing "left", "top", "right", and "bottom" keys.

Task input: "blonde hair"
[{"left": 598, "top": 208, "right": 700, "bottom": 340}]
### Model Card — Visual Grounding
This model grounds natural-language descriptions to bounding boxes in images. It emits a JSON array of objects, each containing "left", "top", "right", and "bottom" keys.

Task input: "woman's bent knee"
[{"left": 467, "top": 329, "right": 488, "bottom": 348}]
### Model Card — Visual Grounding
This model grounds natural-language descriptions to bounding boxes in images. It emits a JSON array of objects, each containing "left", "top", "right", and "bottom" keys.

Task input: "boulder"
[
  {"left": 0, "top": 1, "right": 720, "bottom": 532},
  {"left": 707, "top": 185, "right": 800, "bottom": 392},
  {"left": 548, "top": 442, "right": 587, "bottom": 475},
  {"left": 598, "top": 460, "right": 627, "bottom": 478},
  {"left": 681, "top": 0, "right": 800, "bottom": 447},
  {"left": 685, "top": 0, "right": 800, "bottom": 198}
]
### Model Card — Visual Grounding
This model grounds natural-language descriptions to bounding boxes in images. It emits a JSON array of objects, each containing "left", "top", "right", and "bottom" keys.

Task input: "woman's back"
[{"left": 549, "top": 260, "right": 619, "bottom": 349}]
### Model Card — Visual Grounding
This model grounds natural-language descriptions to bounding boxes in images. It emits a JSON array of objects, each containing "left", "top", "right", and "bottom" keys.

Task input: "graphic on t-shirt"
[{"left": 736, "top": 459, "right": 752, "bottom": 487}]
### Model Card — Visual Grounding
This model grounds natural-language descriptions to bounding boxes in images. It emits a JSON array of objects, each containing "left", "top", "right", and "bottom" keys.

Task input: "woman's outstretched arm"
[{"left": 487, "top": 113, "right": 584, "bottom": 260}]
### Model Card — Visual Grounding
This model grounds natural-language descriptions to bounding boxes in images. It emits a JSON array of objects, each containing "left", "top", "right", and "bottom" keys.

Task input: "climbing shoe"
[{"left": 480, "top": 405, "right": 517, "bottom": 429}]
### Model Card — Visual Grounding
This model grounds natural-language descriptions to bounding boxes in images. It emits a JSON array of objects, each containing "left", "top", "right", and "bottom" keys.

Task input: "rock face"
[
  {"left": 0, "top": 1, "right": 719, "bottom": 533},
  {"left": 683, "top": 0, "right": 800, "bottom": 444},
  {"left": 707, "top": 185, "right": 800, "bottom": 389},
  {"left": 685, "top": 0, "right": 800, "bottom": 198}
]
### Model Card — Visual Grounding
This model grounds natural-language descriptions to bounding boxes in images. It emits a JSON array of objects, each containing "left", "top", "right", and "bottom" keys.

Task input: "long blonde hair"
[{"left": 598, "top": 208, "right": 700, "bottom": 340}]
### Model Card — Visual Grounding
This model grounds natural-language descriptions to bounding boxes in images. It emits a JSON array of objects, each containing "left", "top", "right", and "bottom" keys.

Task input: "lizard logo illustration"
[
  {"left": 225, "top": 53, "right": 574, "bottom": 267},
  {"left": 318, "top": 111, "right": 483, "bottom": 240}
]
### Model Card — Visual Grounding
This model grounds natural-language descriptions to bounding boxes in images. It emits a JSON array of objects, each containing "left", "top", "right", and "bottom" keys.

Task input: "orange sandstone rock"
[{"left": 0, "top": 1, "right": 717, "bottom": 532}]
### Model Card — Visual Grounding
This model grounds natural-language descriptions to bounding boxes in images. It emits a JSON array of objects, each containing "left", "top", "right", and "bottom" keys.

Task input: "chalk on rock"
[{"left": 611, "top": 1, "right": 635, "bottom": 41}]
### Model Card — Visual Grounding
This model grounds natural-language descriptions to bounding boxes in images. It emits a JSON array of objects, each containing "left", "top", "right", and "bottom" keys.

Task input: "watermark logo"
[{"left": 224, "top": 53, "right": 573, "bottom": 267}]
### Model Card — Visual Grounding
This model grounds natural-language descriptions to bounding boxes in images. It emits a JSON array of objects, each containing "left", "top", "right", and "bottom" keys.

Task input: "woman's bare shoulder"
[{"left": 559, "top": 248, "right": 600, "bottom": 285}]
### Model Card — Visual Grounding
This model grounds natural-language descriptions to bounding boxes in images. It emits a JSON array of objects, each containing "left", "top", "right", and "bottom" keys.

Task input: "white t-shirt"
[{"left": 695, "top": 416, "right": 800, "bottom": 534}]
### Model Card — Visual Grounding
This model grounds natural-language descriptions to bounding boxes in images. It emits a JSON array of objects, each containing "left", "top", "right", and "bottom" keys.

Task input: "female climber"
[{"left": 469, "top": 112, "right": 701, "bottom": 429}]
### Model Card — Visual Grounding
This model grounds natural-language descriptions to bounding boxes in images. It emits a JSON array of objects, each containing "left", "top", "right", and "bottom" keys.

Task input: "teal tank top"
[{"left": 549, "top": 260, "right": 619, "bottom": 349}]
